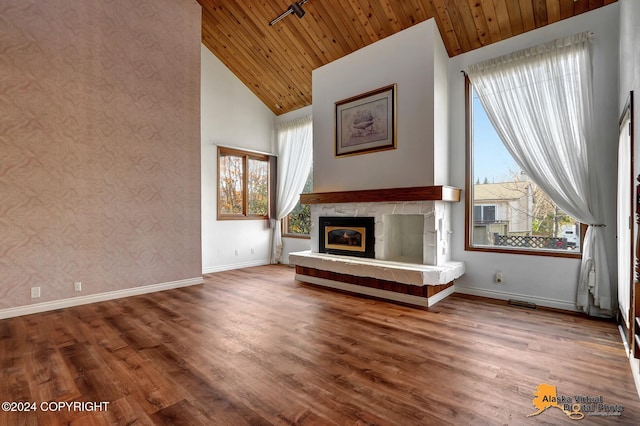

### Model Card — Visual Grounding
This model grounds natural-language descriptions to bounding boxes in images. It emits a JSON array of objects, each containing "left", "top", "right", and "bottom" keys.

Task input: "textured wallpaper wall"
[{"left": 0, "top": 0, "right": 202, "bottom": 309}]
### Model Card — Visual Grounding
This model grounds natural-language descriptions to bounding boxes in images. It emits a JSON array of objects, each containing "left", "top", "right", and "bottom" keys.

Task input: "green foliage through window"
[{"left": 285, "top": 168, "right": 312, "bottom": 236}]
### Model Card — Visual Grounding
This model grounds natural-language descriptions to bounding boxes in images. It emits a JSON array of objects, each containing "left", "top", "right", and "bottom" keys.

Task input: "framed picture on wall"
[{"left": 335, "top": 84, "right": 397, "bottom": 157}]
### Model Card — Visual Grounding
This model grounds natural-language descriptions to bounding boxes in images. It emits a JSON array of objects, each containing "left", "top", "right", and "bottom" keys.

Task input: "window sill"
[
  {"left": 283, "top": 234, "right": 311, "bottom": 239},
  {"left": 217, "top": 215, "right": 269, "bottom": 221},
  {"left": 465, "top": 245, "right": 582, "bottom": 259}
]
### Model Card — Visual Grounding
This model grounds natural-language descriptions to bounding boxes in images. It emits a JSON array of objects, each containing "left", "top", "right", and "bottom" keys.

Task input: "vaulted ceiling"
[{"left": 197, "top": 0, "right": 616, "bottom": 115}]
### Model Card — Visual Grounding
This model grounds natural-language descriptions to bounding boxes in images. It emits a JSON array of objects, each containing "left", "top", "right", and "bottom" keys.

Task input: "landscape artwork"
[{"left": 335, "top": 84, "right": 396, "bottom": 157}]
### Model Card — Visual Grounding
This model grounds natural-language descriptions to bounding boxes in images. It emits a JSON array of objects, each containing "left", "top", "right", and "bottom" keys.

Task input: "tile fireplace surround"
[{"left": 290, "top": 186, "right": 465, "bottom": 308}]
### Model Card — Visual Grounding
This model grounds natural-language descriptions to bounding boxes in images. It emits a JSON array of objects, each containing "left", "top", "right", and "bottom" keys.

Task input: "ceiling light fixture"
[{"left": 269, "top": 0, "right": 309, "bottom": 26}]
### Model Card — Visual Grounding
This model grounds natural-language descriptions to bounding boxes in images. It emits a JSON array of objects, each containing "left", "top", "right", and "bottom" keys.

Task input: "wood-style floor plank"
[{"left": 0, "top": 265, "right": 639, "bottom": 425}]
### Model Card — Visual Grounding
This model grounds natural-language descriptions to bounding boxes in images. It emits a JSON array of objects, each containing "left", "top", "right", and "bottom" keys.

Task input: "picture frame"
[{"left": 335, "top": 84, "right": 397, "bottom": 157}]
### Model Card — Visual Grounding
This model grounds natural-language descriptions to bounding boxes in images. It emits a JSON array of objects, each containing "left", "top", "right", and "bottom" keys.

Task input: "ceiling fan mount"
[{"left": 269, "top": 0, "right": 309, "bottom": 26}]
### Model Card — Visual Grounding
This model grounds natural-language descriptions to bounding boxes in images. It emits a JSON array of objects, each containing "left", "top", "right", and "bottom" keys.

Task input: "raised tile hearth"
[{"left": 290, "top": 251, "right": 465, "bottom": 308}]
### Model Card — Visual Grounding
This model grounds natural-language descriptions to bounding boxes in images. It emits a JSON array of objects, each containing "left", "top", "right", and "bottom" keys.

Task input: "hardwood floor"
[{"left": 1, "top": 265, "right": 639, "bottom": 425}]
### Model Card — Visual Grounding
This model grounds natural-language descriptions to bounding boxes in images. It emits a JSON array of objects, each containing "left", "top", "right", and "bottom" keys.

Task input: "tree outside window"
[
  {"left": 247, "top": 158, "right": 268, "bottom": 216},
  {"left": 218, "top": 147, "right": 270, "bottom": 219}
]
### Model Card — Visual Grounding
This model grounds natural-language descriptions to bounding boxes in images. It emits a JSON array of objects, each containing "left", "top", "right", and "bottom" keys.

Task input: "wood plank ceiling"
[{"left": 197, "top": 0, "right": 617, "bottom": 115}]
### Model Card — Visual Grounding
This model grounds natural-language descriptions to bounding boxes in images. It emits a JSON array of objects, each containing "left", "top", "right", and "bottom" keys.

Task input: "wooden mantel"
[{"left": 300, "top": 186, "right": 461, "bottom": 205}]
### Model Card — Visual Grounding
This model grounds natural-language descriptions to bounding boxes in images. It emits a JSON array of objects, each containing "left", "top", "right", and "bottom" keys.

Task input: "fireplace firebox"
[{"left": 319, "top": 217, "right": 375, "bottom": 258}]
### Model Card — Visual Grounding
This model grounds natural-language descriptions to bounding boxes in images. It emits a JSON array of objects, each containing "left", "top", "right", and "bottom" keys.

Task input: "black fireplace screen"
[{"left": 319, "top": 217, "right": 375, "bottom": 258}]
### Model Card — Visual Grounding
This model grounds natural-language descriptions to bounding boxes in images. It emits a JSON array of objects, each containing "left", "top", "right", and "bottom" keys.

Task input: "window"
[
  {"left": 218, "top": 147, "right": 271, "bottom": 219},
  {"left": 474, "top": 205, "right": 496, "bottom": 222},
  {"left": 283, "top": 167, "right": 313, "bottom": 237},
  {"left": 466, "top": 79, "right": 581, "bottom": 256}
]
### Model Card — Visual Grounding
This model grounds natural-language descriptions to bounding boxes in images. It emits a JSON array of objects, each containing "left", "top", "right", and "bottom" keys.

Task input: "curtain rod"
[
  {"left": 213, "top": 142, "right": 277, "bottom": 157},
  {"left": 460, "top": 31, "right": 594, "bottom": 74}
]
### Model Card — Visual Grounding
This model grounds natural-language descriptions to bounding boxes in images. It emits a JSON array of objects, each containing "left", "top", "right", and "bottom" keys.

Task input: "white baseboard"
[
  {"left": 429, "top": 285, "right": 456, "bottom": 306},
  {"left": 629, "top": 356, "right": 640, "bottom": 399},
  {"left": 0, "top": 276, "right": 204, "bottom": 320},
  {"left": 455, "top": 286, "right": 578, "bottom": 312},
  {"left": 202, "top": 259, "right": 270, "bottom": 274}
]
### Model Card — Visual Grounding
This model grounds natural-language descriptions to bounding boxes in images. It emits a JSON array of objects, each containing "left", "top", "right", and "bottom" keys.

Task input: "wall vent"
[{"left": 508, "top": 299, "right": 537, "bottom": 309}]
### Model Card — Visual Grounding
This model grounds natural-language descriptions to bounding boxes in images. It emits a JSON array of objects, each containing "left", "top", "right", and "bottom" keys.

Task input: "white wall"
[
  {"left": 449, "top": 4, "right": 620, "bottom": 311},
  {"left": 433, "top": 29, "right": 450, "bottom": 185},
  {"left": 201, "top": 45, "right": 276, "bottom": 273},
  {"left": 618, "top": 0, "right": 640, "bottom": 398},
  {"left": 312, "top": 20, "right": 448, "bottom": 192}
]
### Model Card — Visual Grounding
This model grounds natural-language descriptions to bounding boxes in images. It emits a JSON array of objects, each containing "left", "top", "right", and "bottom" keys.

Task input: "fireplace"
[
  {"left": 319, "top": 216, "right": 375, "bottom": 258},
  {"left": 291, "top": 187, "right": 465, "bottom": 308}
]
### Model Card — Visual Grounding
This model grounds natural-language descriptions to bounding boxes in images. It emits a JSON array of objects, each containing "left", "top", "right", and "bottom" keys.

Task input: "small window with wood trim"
[{"left": 217, "top": 147, "right": 271, "bottom": 220}]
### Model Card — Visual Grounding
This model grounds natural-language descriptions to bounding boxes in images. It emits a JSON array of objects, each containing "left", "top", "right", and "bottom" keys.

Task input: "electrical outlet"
[
  {"left": 495, "top": 272, "right": 504, "bottom": 284},
  {"left": 74, "top": 281, "right": 82, "bottom": 292},
  {"left": 235, "top": 249, "right": 239, "bottom": 256},
  {"left": 31, "top": 287, "right": 41, "bottom": 299},
  {"left": 250, "top": 248, "right": 255, "bottom": 255}
]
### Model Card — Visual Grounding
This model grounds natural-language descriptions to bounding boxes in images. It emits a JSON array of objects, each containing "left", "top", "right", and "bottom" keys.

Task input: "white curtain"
[
  {"left": 270, "top": 115, "right": 313, "bottom": 264},
  {"left": 617, "top": 113, "right": 632, "bottom": 327},
  {"left": 466, "top": 32, "right": 613, "bottom": 316}
]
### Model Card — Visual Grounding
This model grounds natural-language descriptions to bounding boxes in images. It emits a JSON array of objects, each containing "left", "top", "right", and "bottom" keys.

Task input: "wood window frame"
[
  {"left": 217, "top": 147, "right": 274, "bottom": 220},
  {"left": 464, "top": 76, "right": 583, "bottom": 259},
  {"left": 282, "top": 216, "right": 311, "bottom": 239}
]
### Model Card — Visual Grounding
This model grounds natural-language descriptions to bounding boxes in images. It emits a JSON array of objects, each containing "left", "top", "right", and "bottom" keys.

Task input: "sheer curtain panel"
[
  {"left": 271, "top": 115, "right": 313, "bottom": 263},
  {"left": 617, "top": 113, "right": 632, "bottom": 326},
  {"left": 466, "top": 32, "right": 612, "bottom": 316}
]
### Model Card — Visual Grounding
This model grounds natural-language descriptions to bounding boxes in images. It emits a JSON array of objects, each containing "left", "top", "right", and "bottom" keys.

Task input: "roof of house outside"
[{"left": 474, "top": 181, "right": 532, "bottom": 202}]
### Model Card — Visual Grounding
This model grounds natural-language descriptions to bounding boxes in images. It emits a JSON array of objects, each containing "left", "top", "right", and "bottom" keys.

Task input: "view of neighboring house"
[
  {"left": 473, "top": 180, "right": 533, "bottom": 244},
  {"left": 473, "top": 178, "right": 579, "bottom": 250}
]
